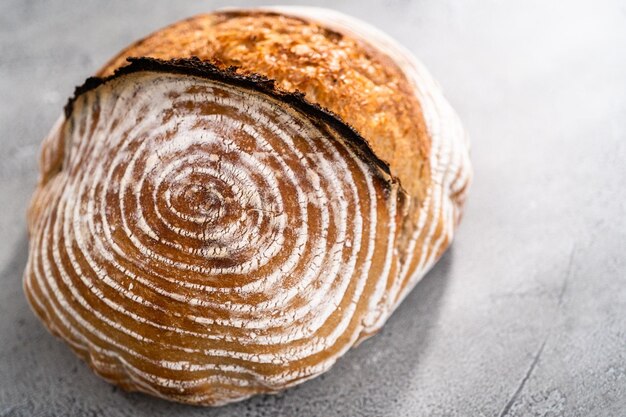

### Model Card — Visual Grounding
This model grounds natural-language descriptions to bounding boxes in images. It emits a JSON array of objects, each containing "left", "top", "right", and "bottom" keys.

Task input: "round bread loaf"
[{"left": 24, "top": 7, "right": 471, "bottom": 405}]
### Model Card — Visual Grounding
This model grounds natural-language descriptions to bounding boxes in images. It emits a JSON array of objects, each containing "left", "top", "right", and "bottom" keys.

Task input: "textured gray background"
[{"left": 1, "top": 0, "right": 625, "bottom": 416}]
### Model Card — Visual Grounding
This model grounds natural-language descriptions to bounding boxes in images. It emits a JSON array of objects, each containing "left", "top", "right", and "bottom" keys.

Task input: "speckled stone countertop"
[{"left": 1, "top": 1, "right": 625, "bottom": 416}]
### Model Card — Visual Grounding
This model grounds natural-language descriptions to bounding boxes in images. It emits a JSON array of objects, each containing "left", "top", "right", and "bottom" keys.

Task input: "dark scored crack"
[
  {"left": 497, "top": 337, "right": 548, "bottom": 417},
  {"left": 63, "top": 56, "right": 397, "bottom": 184}
]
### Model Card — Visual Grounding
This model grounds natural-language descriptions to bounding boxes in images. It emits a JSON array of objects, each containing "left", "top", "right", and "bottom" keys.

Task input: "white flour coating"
[
  {"left": 24, "top": 8, "right": 471, "bottom": 406},
  {"left": 25, "top": 72, "right": 403, "bottom": 404}
]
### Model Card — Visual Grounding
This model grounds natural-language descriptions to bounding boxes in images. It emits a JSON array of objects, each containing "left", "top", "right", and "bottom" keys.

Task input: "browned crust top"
[{"left": 96, "top": 10, "right": 431, "bottom": 201}]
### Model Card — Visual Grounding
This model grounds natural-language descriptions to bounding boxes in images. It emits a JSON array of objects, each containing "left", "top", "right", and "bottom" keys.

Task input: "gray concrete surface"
[{"left": 1, "top": 0, "right": 625, "bottom": 416}]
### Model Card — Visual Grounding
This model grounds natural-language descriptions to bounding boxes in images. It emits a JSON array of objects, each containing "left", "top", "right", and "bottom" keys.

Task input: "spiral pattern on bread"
[{"left": 24, "top": 7, "right": 471, "bottom": 405}]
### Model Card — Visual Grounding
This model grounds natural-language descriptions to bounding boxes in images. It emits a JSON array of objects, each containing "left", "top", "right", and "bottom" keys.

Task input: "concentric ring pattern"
[{"left": 24, "top": 71, "right": 409, "bottom": 405}]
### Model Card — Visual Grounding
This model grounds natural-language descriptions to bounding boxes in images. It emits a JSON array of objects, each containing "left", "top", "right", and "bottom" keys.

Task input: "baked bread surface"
[{"left": 24, "top": 7, "right": 471, "bottom": 405}]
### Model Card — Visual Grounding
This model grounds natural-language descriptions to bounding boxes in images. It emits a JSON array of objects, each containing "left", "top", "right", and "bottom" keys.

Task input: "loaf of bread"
[{"left": 24, "top": 7, "right": 471, "bottom": 405}]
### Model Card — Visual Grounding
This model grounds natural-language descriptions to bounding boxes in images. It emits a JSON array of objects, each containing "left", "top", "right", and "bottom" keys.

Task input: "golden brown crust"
[
  {"left": 24, "top": 8, "right": 472, "bottom": 406},
  {"left": 99, "top": 11, "right": 431, "bottom": 202}
]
